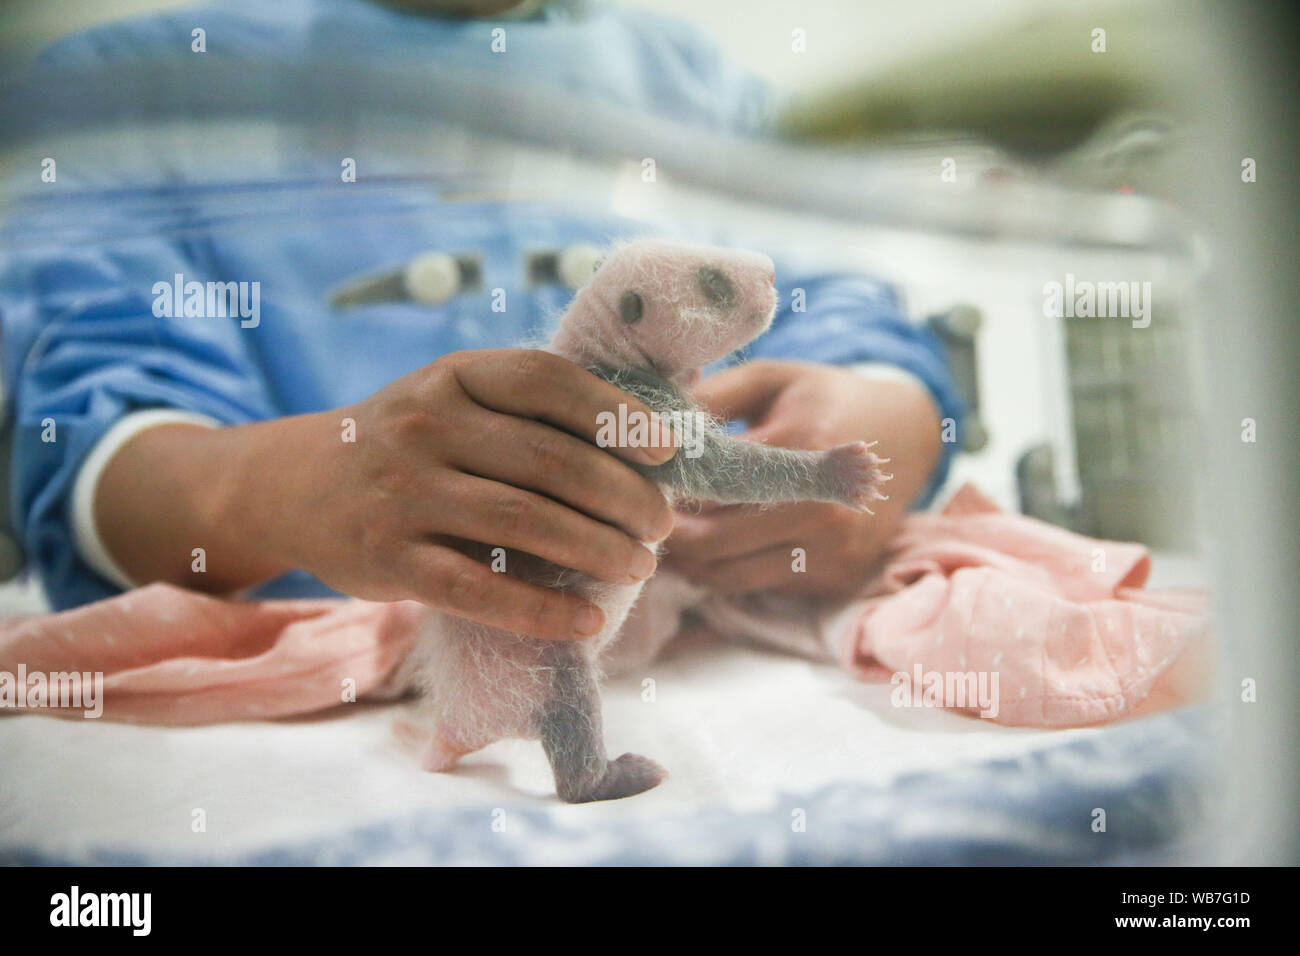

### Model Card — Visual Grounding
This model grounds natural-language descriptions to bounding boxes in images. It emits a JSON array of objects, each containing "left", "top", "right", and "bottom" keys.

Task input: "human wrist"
[{"left": 213, "top": 409, "right": 342, "bottom": 584}]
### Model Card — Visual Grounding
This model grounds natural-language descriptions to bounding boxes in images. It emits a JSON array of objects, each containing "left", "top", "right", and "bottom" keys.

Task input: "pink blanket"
[
  {"left": 651, "top": 484, "right": 1211, "bottom": 726},
  {"left": 844, "top": 484, "right": 1210, "bottom": 724},
  {"left": 0, "top": 485, "right": 1209, "bottom": 728},
  {"left": 0, "top": 590, "right": 420, "bottom": 724}
]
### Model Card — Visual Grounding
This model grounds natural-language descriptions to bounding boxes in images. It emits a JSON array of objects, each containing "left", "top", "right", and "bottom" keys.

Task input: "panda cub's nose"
[{"left": 697, "top": 266, "right": 736, "bottom": 308}]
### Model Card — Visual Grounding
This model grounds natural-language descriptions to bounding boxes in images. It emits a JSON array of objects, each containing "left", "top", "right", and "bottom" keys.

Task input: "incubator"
[{"left": 0, "top": 0, "right": 1293, "bottom": 866}]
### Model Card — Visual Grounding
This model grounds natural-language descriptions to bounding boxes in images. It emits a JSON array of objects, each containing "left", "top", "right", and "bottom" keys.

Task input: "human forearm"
[
  {"left": 847, "top": 375, "right": 943, "bottom": 515},
  {"left": 89, "top": 350, "right": 678, "bottom": 639},
  {"left": 92, "top": 412, "right": 330, "bottom": 593}
]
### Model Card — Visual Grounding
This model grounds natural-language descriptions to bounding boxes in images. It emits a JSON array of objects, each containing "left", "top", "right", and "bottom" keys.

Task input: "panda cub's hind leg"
[{"left": 394, "top": 719, "right": 472, "bottom": 773}]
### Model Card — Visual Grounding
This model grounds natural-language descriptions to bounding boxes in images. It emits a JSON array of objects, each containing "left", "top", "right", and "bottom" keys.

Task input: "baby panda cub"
[{"left": 394, "top": 240, "right": 891, "bottom": 803}]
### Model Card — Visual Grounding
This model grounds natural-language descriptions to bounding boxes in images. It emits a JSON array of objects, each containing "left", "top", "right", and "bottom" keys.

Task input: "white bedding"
[
  {"left": 0, "top": 638, "right": 1102, "bottom": 858},
  {"left": 0, "top": 553, "right": 1211, "bottom": 865}
]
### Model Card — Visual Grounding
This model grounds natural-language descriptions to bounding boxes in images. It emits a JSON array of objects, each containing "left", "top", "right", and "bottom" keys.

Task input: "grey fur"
[
  {"left": 537, "top": 641, "right": 667, "bottom": 802},
  {"left": 592, "top": 364, "right": 865, "bottom": 506},
  {"left": 399, "top": 242, "right": 888, "bottom": 805},
  {"left": 513, "top": 362, "right": 884, "bottom": 803}
]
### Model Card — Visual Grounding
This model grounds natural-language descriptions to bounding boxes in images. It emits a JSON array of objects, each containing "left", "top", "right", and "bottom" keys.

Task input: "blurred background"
[{"left": 1, "top": 0, "right": 1295, "bottom": 864}]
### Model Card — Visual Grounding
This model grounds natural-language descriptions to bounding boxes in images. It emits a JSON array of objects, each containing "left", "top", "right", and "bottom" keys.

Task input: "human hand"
[
  {"left": 663, "top": 360, "right": 940, "bottom": 597},
  {"left": 271, "top": 349, "right": 678, "bottom": 639}
]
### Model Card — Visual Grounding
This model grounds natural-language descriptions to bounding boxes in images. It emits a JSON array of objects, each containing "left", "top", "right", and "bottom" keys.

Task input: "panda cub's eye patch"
[
  {"left": 697, "top": 267, "right": 736, "bottom": 308},
  {"left": 618, "top": 290, "right": 644, "bottom": 323}
]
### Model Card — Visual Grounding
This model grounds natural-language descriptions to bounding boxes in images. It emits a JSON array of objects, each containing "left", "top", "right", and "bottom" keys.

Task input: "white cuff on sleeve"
[{"left": 71, "top": 409, "right": 222, "bottom": 591}]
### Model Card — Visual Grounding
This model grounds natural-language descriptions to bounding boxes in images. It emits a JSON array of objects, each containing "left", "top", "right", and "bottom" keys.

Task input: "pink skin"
[
  {"left": 396, "top": 240, "right": 886, "bottom": 799},
  {"left": 825, "top": 441, "right": 894, "bottom": 514},
  {"left": 394, "top": 720, "right": 466, "bottom": 772},
  {"left": 550, "top": 240, "right": 778, "bottom": 386},
  {"left": 397, "top": 242, "right": 784, "bottom": 781}
]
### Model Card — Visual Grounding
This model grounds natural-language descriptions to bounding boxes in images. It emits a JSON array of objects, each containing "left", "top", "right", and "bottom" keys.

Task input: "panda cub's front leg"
[{"left": 652, "top": 430, "right": 893, "bottom": 513}]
